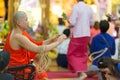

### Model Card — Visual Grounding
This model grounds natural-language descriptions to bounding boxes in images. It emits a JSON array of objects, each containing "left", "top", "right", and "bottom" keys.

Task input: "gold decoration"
[
  {"left": 33, "top": 45, "right": 51, "bottom": 73},
  {"left": 0, "top": 0, "right": 5, "bottom": 17}
]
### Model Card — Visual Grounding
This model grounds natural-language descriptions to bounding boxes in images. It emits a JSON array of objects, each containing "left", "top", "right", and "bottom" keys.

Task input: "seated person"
[
  {"left": 56, "top": 28, "right": 70, "bottom": 68},
  {"left": 3, "top": 11, "right": 66, "bottom": 80},
  {"left": 89, "top": 21, "right": 100, "bottom": 45},
  {"left": 56, "top": 18, "right": 66, "bottom": 34},
  {"left": 98, "top": 57, "right": 120, "bottom": 80},
  {"left": 90, "top": 20, "right": 115, "bottom": 66},
  {"left": 88, "top": 20, "right": 115, "bottom": 79},
  {"left": 0, "top": 50, "right": 14, "bottom": 80}
]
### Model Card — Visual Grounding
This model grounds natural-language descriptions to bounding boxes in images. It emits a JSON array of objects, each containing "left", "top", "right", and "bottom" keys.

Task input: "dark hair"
[
  {"left": 98, "top": 57, "right": 120, "bottom": 79},
  {"left": 63, "top": 29, "right": 70, "bottom": 38},
  {"left": 100, "top": 20, "right": 109, "bottom": 33},
  {"left": 94, "top": 21, "right": 100, "bottom": 30},
  {"left": 58, "top": 18, "right": 65, "bottom": 25},
  {"left": 98, "top": 57, "right": 114, "bottom": 69},
  {"left": 0, "top": 50, "right": 10, "bottom": 72}
]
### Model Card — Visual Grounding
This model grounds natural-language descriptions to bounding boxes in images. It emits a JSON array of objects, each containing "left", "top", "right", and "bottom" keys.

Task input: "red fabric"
[
  {"left": 67, "top": 37, "right": 89, "bottom": 72},
  {"left": 4, "top": 31, "right": 30, "bottom": 66},
  {"left": 47, "top": 71, "right": 98, "bottom": 80},
  {"left": 22, "top": 31, "right": 43, "bottom": 59},
  {"left": 90, "top": 27, "right": 100, "bottom": 44},
  {"left": 4, "top": 31, "right": 47, "bottom": 80},
  {"left": 22, "top": 31, "right": 43, "bottom": 45},
  {"left": 34, "top": 71, "right": 48, "bottom": 80}
]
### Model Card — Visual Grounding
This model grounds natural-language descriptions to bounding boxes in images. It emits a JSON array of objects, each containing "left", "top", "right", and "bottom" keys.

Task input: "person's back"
[
  {"left": 69, "top": 0, "right": 94, "bottom": 38},
  {"left": 4, "top": 31, "right": 33, "bottom": 66},
  {"left": 0, "top": 50, "right": 14, "bottom": 80},
  {"left": 0, "top": 73, "right": 14, "bottom": 80},
  {"left": 90, "top": 20, "right": 115, "bottom": 66},
  {"left": 67, "top": 0, "right": 94, "bottom": 79}
]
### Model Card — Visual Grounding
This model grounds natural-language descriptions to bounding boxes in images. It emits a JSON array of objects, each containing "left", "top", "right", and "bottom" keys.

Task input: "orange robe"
[{"left": 4, "top": 31, "right": 47, "bottom": 80}]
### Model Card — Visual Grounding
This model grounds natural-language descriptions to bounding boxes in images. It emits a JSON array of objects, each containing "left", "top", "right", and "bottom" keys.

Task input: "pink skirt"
[{"left": 67, "top": 37, "right": 89, "bottom": 72}]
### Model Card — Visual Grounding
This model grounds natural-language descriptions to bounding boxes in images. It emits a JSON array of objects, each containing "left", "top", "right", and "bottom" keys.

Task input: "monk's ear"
[{"left": 16, "top": 20, "right": 21, "bottom": 26}]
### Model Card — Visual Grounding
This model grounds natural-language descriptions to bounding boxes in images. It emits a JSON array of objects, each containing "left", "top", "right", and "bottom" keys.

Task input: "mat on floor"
[{"left": 47, "top": 71, "right": 98, "bottom": 80}]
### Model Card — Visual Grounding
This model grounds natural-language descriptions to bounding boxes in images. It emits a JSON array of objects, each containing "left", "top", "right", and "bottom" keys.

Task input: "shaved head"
[{"left": 13, "top": 11, "right": 27, "bottom": 26}]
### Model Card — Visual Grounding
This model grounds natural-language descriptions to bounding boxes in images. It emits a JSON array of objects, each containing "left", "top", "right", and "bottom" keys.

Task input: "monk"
[{"left": 4, "top": 11, "right": 66, "bottom": 80}]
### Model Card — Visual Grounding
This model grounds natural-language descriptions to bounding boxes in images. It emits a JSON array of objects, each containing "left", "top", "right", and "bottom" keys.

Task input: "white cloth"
[
  {"left": 69, "top": 1, "right": 94, "bottom": 38},
  {"left": 57, "top": 25, "right": 66, "bottom": 34},
  {"left": 56, "top": 39, "right": 70, "bottom": 54},
  {"left": 112, "top": 38, "right": 119, "bottom": 59}
]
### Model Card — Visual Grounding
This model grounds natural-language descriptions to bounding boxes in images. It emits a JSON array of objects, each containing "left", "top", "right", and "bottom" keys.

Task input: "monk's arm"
[
  {"left": 43, "top": 34, "right": 60, "bottom": 45},
  {"left": 15, "top": 34, "right": 66, "bottom": 53}
]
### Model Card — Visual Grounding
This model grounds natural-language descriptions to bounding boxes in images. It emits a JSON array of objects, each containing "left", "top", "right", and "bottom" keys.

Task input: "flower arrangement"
[
  {"left": 106, "top": 14, "right": 116, "bottom": 21},
  {"left": 0, "top": 21, "right": 10, "bottom": 42},
  {"left": 48, "top": 23, "right": 58, "bottom": 38}
]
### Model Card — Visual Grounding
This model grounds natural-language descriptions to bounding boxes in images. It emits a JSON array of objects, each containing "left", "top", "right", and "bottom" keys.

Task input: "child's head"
[{"left": 0, "top": 50, "right": 10, "bottom": 72}]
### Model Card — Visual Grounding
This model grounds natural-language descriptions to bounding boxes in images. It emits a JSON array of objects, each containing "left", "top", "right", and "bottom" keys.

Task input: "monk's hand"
[
  {"left": 57, "top": 34, "right": 67, "bottom": 43},
  {"left": 51, "top": 34, "right": 61, "bottom": 42}
]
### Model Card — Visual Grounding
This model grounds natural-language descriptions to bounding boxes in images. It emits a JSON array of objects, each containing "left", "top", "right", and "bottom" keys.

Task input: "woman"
[{"left": 98, "top": 57, "right": 120, "bottom": 80}]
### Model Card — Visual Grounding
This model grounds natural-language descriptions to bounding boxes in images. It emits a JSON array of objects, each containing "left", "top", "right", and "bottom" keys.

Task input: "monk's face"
[{"left": 18, "top": 14, "right": 29, "bottom": 30}]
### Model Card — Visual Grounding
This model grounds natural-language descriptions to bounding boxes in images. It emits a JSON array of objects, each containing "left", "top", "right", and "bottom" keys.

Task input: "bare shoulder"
[
  {"left": 10, "top": 33, "right": 25, "bottom": 49},
  {"left": 10, "top": 33, "right": 30, "bottom": 49},
  {"left": 12, "top": 33, "right": 29, "bottom": 45},
  {"left": 13, "top": 33, "right": 31, "bottom": 46},
  {"left": 14, "top": 33, "right": 22, "bottom": 37},
  {"left": 14, "top": 33, "right": 27, "bottom": 40}
]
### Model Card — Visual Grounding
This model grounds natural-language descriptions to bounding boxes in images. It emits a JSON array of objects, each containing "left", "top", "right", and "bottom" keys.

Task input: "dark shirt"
[{"left": 0, "top": 73, "right": 14, "bottom": 80}]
